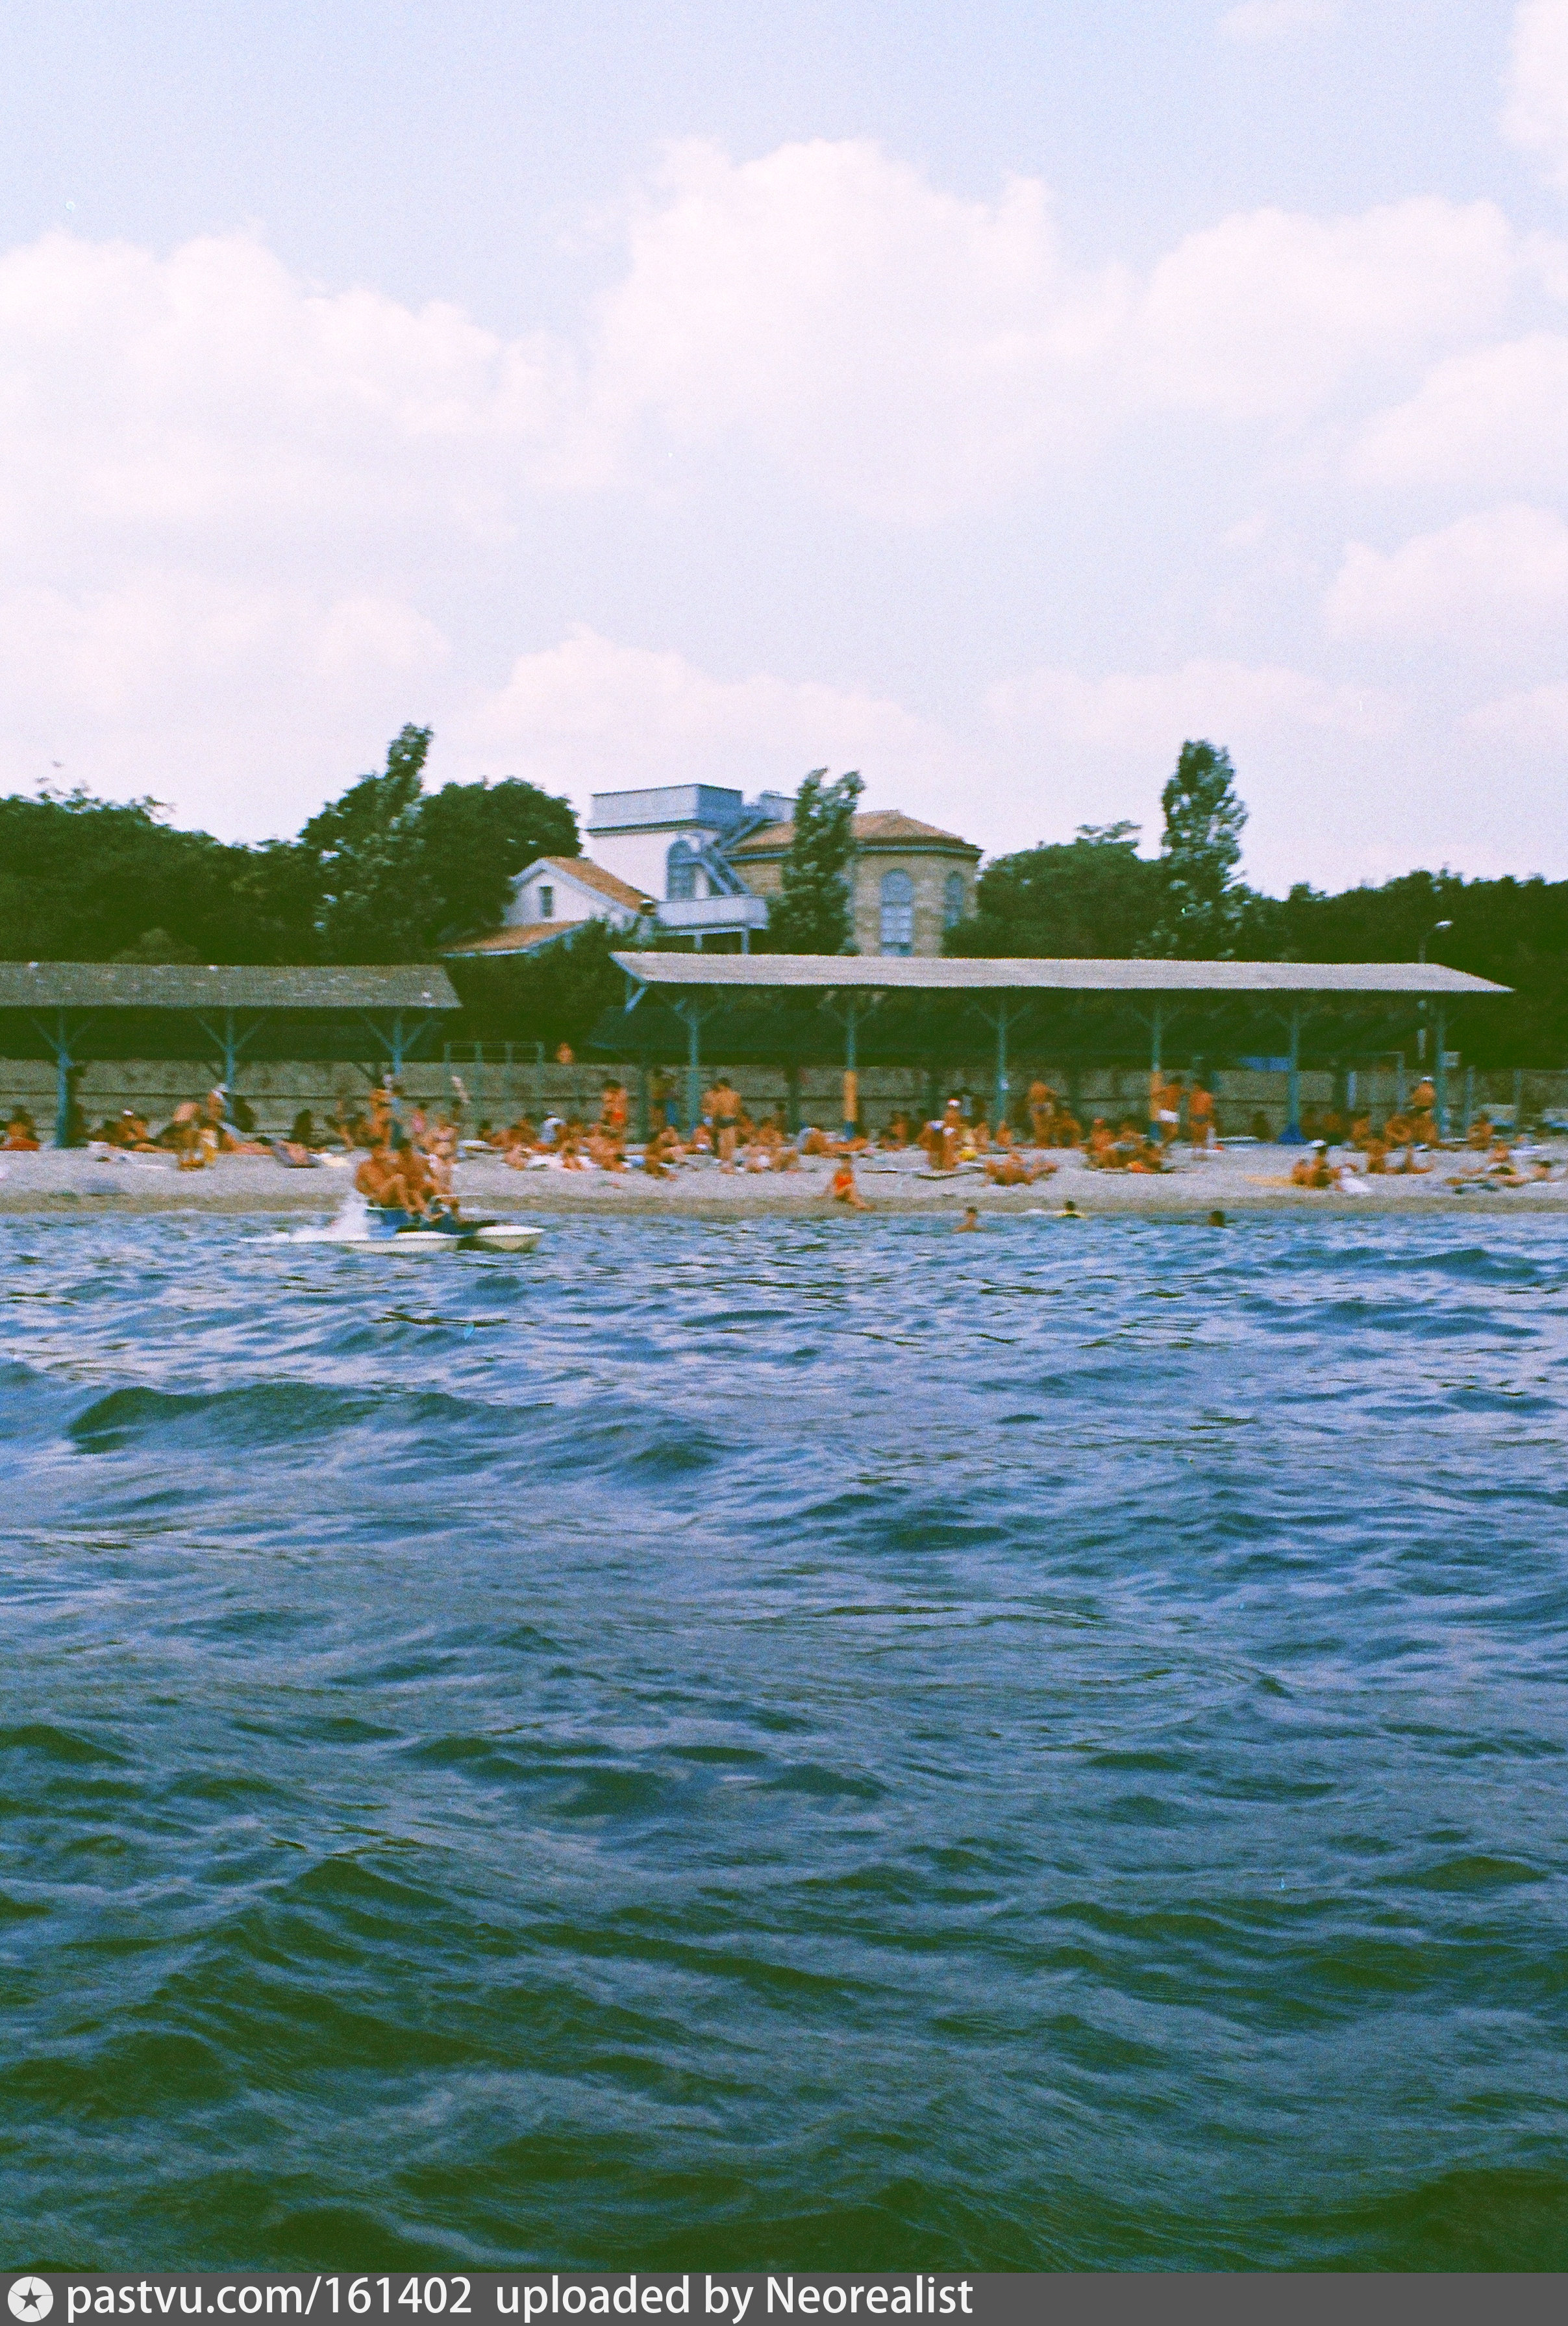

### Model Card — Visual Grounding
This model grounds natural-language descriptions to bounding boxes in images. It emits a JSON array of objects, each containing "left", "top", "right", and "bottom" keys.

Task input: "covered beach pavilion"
[
  {"left": 0, "top": 964, "right": 461, "bottom": 1145},
  {"left": 606, "top": 953, "right": 1511, "bottom": 1142}
]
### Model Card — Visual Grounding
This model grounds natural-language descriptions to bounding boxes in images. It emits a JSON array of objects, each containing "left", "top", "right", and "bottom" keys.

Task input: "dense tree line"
[
  {"left": 948, "top": 742, "right": 1568, "bottom": 1065},
  {"left": 6, "top": 726, "right": 1568, "bottom": 1061},
  {"left": 0, "top": 725, "right": 578, "bottom": 966}
]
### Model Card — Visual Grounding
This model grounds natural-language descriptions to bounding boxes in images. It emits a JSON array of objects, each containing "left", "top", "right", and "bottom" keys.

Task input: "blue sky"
[{"left": 3, "top": 1, "right": 1566, "bottom": 891}]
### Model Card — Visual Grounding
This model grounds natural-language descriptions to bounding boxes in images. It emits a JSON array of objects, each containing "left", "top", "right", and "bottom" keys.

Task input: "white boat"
[{"left": 342, "top": 1221, "right": 542, "bottom": 1255}]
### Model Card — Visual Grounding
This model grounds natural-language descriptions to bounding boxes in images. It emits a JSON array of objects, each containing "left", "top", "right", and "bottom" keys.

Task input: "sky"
[{"left": 3, "top": 0, "right": 1568, "bottom": 892}]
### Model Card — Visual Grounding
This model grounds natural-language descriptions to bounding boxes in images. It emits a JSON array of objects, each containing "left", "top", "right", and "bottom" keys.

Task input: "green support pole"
[
  {"left": 1283, "top": 1007, "right": 1302, "bottom": 1142},
  {"left": 683, "top": 1005, "right": 702, "bottom": 1132},
  {"left": 636, "top": 1060, "right": 651, "bottom": 1144},
  {"left": 55, "top": 1010, "right": 73, "bottom": 1150},
  {"left": 1435, "top": 1005, "right": 1448, "bottom": 1138},
  {"left": 784, "top": 1062, "right": 801, "bottom": 1136},
  {"left": 992, "top": 1009, "right": 1008, "bottom": 1136},
  {"left": 1513, "top": 1066, "right": 1524, "bottom": 1129}
]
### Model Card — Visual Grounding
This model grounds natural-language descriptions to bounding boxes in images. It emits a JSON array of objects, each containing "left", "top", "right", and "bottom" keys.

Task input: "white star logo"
[{"left": 8, "top": 2284, "right": 53, "bottom": 2323}]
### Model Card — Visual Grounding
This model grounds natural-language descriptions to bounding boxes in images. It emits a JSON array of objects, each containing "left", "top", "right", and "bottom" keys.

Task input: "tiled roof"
[
  {"left": 534, "top": 855, "right": 653, "bottom": 908},
  {"left": 728, "top": 811, "right": 980, "bottom": 857},
  {"left": 443, "top": 923, "right": 570, "bottom": 958}
]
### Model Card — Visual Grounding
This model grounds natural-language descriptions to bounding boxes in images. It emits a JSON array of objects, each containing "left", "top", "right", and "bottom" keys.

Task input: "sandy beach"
[{"left": 4, "top": 1141, "right": 1567, "bottom": 1218}]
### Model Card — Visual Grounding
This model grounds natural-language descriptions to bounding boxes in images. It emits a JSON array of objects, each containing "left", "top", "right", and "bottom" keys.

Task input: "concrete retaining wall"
[{"left": 6, "top": 1052, "right": 1568, "bottom": 1140}]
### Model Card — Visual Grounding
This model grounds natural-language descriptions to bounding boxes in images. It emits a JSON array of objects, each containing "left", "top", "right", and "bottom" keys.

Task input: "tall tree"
[
  {"left": 299, "top": 722, "right": 436, "bottom": 961},
  {"left": 946, "top": 822, "right": 1166, "bottom": 958},
  {"left": 297, "top": 726, "right": 580, "bottom": 959},
  {"left": 765, "top": 768, "right": 864, "bottom": 953},
  {"left": 411, "top": 776, "right": 579, "bottom": 944},
  {"left": 1151, "top": 740, "right": 1247, "bottom": 957}
]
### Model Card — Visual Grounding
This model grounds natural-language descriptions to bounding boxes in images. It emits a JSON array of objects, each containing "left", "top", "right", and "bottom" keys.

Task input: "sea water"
[{"left": 2, "top": 1209, "right": 1565, "bottom": 2271}]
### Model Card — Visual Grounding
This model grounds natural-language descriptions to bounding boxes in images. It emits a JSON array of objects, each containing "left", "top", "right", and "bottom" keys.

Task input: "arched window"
[
  {"left": 880, "top": 868, "right": 915, "bottom": 955},
  {"left": 943, "top": 871, "right": 966, "bottom": 929},
  {"left": 666, "top": 839, "right": 699, "bottom": 901}
]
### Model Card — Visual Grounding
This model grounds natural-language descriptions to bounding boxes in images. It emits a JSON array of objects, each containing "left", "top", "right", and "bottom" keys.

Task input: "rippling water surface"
[{"left": 3, "top": 1208, "right": 1567, "bottom": 2271}]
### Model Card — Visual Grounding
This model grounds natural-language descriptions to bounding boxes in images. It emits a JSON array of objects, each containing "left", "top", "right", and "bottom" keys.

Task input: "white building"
[
  {"left": 587, "top": 785, "right": 795, "bottom": 946},
  {"left": 445, "top": 854, "right": 653, "bottom": 957}
]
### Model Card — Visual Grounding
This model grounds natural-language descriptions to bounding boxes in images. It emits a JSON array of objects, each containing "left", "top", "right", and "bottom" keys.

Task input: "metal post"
[
  {"left": 1435, "top": 1006, "right": 1448, "bottom": 1139},
  {"left": 55, "top": 1010, "right": 73, "bottom": 1149},
  {"left": 1151, "top": 1004, "right": 1163, "bottom": 1077},
  {"left": 1395, "top": 1052, "right": 1407, "bottom": 1112},
  {"left": 740, "top": 927, "right": 750, "bottom": 956},
  {"left": 1462, "top": 1064, "right": 1475, "bottom": 1137},
  {"left": 636, "top": 1060, "right": 650, "bottom": 1144},
  {"left": 784, "top": 1062, "right": 801, "bottom": 1136},
  {"left": 1513, "top": 1066, "right": 1524, "bottom": 1130},
  {"left": 842, "top": 1001, "right": 859, "bottom": 1136},
  {"left": 683, "top": 1005, "right": 702, "bottom": 1132},
  {"left": 993, "top": 1008, "right": 1009, "bottom": 1137},
  {"left": 1283, "top": 1007, "right": 1302, "bottom": 1142}
]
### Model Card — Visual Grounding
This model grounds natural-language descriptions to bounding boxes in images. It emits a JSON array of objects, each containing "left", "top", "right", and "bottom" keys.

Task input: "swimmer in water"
[
  {"left": 956, "top": 1204, "right": 980, "bottom": 1231},
  {"left": 1208, "top": 1208, "right": 1227, "bottom": 1227},
  {"left": 1060, "top": 1198, "right": 1082, "bottom": 1218}
]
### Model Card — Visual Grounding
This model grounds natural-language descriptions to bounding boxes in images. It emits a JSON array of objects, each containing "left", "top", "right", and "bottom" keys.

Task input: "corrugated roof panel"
[
  {"left": 611, "top": 953, "right": 1508, "bottom": 996},
  {"left": 0, "top": 964, "right": 461, "bottom": 1010}
]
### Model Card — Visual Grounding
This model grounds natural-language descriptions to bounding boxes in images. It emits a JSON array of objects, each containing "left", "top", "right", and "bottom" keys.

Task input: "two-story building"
[{"left": 446, "top": 784, "right": 983, "bottom": 960}]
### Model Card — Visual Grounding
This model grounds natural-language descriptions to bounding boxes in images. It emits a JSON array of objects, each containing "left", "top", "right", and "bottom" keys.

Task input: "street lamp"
[{"left": 1417, "top": 920, "right": 1455, "bottom": 1131}]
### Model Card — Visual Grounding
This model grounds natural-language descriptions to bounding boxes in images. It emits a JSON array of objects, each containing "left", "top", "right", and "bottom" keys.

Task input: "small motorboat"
[{"left": 344, "top": 1216, "right": 541, "bottom": 1255}]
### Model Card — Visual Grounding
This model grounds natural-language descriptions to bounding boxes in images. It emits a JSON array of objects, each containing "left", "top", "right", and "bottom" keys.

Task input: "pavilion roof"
[
  {"left": 0, "top": 964, "right": 459, "bottom": 1011},
  {"left": 611, "top": 953, "right": 1508, "bottom": 997}
]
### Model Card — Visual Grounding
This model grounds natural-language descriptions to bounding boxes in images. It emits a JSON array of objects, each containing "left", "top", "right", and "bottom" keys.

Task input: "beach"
[{"left": 5, "top": 1140, "right": 1568, "bottom": 1218}]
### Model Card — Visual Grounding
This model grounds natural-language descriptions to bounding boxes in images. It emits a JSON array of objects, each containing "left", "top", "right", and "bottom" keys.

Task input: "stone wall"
[
  {"left": 718, "top": 848, "right": 978, "bottom": 957},
  {"left": 847, "top": 853, "right": 976, "bottom": 958}
]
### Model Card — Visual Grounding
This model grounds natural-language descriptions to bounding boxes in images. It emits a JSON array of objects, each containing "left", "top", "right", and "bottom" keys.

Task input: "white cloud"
[
  {"left": 0, "top": 573, "right": 449, "bottom": 834},
  {"left": 1325, "top": 504, "right": 1568, "bottom": 645},
  {"left": 1219, "top": 1, "right": 1342, "bottom": 44},
  {"left": 456, "top": 627, "right": 970, "bottom": 829},
  {"left": 589, "top": 138, "right": 1130, "bottom": 518},
  {"left": 1467, "top": 678, "right": 1568, "bottom": 747},
  {"left": 989, "top": 656, "right": 1395, "bottom": 758},
  {"left": 984, "top": 658, "right": 1404, "bottom": 881},
  {"left": 0, "top": 229, "right": 592, "bottom": 566},
  {"left": 591, "top": 144, "right": 1517, "bottom": 492},
  {"left": 1136, "top": 199, "right": 1515, "bottom": 421},
  {"left": 1503, "top": 0, "right": 1568, "bottom": 191},
  {"left": 1350, "top": 332, "right": 1568, "bottom": 488}
]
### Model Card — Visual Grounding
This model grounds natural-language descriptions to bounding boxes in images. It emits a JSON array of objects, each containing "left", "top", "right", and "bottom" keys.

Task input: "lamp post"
[{"left": 1419, "top": 920, "right": 1454, "bottom": 1134}]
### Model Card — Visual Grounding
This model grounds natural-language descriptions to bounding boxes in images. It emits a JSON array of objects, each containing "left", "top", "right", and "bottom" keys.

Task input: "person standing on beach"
[
  {"left": 710, "top": 1076, "right": 742, "bottom": 1169},
  {"left": 1189, "top": 1079, "right": 1215, "bottom": 1149}
]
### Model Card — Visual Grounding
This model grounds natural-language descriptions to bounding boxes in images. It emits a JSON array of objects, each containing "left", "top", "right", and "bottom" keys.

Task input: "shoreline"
[{"left": 4, "top": 1147, "right": 1568, "bottom": 1219}]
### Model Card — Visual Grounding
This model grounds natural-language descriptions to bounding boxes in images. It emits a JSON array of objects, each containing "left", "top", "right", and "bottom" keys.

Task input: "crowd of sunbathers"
[
  {"left": 5, "top": 1065, "right": 1555, "bottom": 1199},
  {"left": 3, "top": 1088, "right": 275, "bottom": 1169}
]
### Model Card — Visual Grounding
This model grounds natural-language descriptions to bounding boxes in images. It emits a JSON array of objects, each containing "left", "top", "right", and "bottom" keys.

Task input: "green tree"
[
  {"left": 1151, "top": 740, "right": 1248, "bottom": 957},
  {"left": 765, "top": 768, "right": 864, "bottom": 953},
  {"left": 946, "top": 822, "right": 1166, "bottom": 957},
  {"left": 299, "top": 723, "right": 436, "bottom": 961},
  {"left": 446, "top": 918, "right": 630, "bottom": 1055},
  {"left": 411, "top": 776, "right": 579, "bottom": 944},
  {"left": 298, "top": 725, "right": 580, "bottom": 959},
  {"left": 0, "top": 789, "right": 258, "bottom": 961}
]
